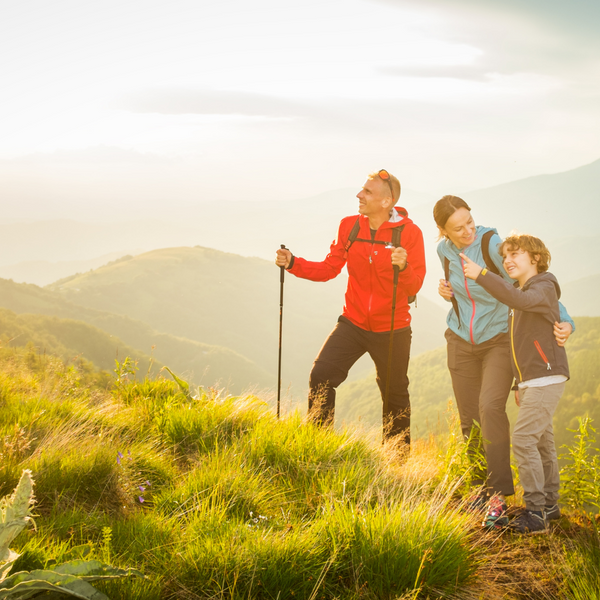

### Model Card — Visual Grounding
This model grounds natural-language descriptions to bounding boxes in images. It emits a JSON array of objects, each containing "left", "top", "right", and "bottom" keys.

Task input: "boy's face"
[{"left": 502, "top": 247, "right": 539, "bottom": 285}]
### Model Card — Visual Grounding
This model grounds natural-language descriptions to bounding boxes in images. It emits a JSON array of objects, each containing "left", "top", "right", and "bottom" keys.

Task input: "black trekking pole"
[
  {"left": 383, "top": 263, "right": 400, "bottom": 434},
  {"left": 277, "top": 244, "right": 287, "bottom": 419}
]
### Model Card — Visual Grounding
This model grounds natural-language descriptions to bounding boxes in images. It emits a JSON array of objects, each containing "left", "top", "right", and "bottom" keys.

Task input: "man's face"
[{"left": 356, "top": 178, "right": 390, "bottom": 217}]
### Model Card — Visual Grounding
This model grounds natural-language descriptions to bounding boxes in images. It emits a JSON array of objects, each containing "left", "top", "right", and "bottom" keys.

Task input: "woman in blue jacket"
[{"left": 434, "top": 195, "right": 573, "bottom": 528}]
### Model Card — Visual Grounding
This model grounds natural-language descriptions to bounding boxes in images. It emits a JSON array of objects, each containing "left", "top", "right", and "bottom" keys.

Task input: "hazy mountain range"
[
  {"left": 1, "top": 158, "right": 598, "bottom": 313},
  {"left": 0, "top": 157, "right": 597, "bottom": 415},
  {"left": 0, "top": 246, "right": 446, "bottom": 400}
]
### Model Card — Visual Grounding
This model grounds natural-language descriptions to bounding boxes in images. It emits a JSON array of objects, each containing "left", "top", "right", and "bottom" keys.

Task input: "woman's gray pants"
[{"left": 445, "top": 329, "right": 515, "bottom": 496}]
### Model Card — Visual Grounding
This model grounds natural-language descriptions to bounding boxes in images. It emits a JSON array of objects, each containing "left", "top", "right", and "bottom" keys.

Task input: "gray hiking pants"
[
  {"left": 445, "top": 329, "right": 515, "bottom": 496},
  {"left": 512, "top": 382, "right": 565, "bottom": 512}
]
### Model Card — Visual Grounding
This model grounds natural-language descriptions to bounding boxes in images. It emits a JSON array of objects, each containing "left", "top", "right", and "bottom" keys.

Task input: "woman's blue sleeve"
[{"left": 558, "top": 302, "right": 576, "bottom": 331}]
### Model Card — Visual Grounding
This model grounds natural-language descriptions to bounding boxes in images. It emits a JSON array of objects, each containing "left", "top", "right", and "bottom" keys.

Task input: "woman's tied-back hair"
[
  {"left": 500, "top": 234, "right": 551, "bottom": 273},
  {"left": 433, "top": 195, "right": 472, "bottom": 239}
]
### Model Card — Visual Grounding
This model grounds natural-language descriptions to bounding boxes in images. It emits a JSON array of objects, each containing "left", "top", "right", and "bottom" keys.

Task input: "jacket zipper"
[
  {"left": 534, "top": 340, "right": 552, "bottom": 370},
  {"left": 367, "top": 235, "right": 374, "bottom": 331},
  {"left": 509, "top": 309, "right": 523, "bottom": 382},
  {"left": 461, "top": 257, "right": 476, "bottom": 344}
]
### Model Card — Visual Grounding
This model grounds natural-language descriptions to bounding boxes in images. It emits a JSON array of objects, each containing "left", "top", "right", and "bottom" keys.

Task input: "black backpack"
[
  {"left": 444, "top": 230, "right": 500, "bottom": 326},
  {"left": 344, "top": 216, "right": 416, "bottom": 304}
]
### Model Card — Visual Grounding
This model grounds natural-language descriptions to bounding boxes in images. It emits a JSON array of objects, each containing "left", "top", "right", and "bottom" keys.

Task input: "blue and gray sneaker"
[
  {"left": 544, "top": 504, "right": 561, "bottom": 521},
  {"left": 509, "top": 509, "right": 547, "bottom": 534},
  {"left": 482, "top": 496, "right": 509, "bottom": 529}
]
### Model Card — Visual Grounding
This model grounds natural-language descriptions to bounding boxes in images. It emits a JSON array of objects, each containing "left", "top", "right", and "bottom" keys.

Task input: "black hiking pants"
[{"left": 308, "top": 316, "right": 412, "bottom": 445}]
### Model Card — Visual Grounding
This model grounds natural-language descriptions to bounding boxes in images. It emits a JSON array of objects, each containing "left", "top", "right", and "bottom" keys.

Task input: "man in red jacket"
[{"left": 275, "top": 170, "right": 426, "bottom": 445}]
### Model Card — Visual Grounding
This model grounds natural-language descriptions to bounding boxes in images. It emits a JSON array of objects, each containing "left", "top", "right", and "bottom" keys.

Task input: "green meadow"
[{"left": 2, "top": 345, "right": 600, "bottom": 599}]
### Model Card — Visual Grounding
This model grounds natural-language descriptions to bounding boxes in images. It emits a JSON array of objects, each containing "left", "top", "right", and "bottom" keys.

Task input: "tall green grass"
[{"left": 12, "top": 346, "right": 599, "bottom": 599}]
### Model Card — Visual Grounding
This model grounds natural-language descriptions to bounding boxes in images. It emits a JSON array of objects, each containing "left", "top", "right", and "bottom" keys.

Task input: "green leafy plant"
[
  {"left": 113, "top": 357, "right": 138, "bottom": 386},
  {"left": 559, "top": 416, "right": 600, "bottom": 513},
  {"left": 0, "top": 470, "right": 142, "bottom": 599}
]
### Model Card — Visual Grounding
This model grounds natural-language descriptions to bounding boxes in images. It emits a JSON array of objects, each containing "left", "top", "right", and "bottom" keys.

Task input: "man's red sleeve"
[{"left": 287, "top": 219, "right": 350, "bottom": 282}]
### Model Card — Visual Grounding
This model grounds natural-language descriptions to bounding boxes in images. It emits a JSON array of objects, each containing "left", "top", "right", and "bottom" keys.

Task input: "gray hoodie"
[{"left": 476, "top": 270, "right": 570, "bottom": 384}]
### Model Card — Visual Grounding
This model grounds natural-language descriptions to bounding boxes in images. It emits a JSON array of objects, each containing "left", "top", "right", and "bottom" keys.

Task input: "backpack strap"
[
  {"left": 445, "top": 256, "right": 461, "bottom": 326},
  {"left": 390, "top": 225, "right": 416, "bottom": 305},
  {"left": 481, "top": 230, "right": 501, "bottom": 275},
  {"left": 344, "top": 217, "right": 361, "bottom": 252},
  {"left": 391, "top": 224, "right": 404, "bottom": 249}
]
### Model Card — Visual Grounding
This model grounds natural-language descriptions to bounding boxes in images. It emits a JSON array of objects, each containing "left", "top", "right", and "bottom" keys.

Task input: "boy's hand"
[
  {"left": 438, "top": 279, "right": 454, "bottom": 300},
  {"left": 459, "top": 253, "right": 482, "bottom": 280},
  {"left": 515, "top": 389, "right": 520, "bottom": 407},
  {"left": 553, "top": 321, "right": 572, "bottom": 347}
]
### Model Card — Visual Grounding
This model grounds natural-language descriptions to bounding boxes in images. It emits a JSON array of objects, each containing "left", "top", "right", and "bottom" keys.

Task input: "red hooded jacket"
[{"left": 288, "top": 207, "right": 426, "bottom": 332}]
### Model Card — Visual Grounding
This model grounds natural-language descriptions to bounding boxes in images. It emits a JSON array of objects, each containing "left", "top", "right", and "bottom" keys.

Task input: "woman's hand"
[
  {"left": 459, "top": 253, "right": 482, "bottom": 280},
  {"left": 438, "top": 279, "right": 454, "bottom": 301},
  {"left": 515, "top": 389, "right": 520, "bottom": 407},
  {"left": 553, "top": 321, "right": 572, "bottom": 347}
]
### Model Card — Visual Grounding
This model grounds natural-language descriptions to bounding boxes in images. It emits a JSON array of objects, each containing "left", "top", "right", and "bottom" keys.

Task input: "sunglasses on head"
[{"left": 378, "top": 169, "right": 394, "bottom": 199}]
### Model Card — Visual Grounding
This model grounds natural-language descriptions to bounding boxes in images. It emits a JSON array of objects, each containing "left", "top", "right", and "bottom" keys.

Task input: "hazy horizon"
[{"left": 1, "top": 0, "right": 599, "bottom": 221}]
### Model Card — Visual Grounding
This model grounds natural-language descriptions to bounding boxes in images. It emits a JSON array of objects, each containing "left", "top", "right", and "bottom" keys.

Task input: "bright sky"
[{"left": 1, "top": 0, "right": 599, "bottom": 217}]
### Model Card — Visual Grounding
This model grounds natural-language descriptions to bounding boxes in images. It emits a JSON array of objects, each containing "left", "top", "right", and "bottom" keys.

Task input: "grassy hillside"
[
  {"left": 0, "top": 307, "right": 155, "bottom": 376},
  {"left": 338, "top": 317, "right": 600, "bottom": 448},
  {"left": 2, "top": 346, "right": 599, "bottom": 600},
  {"left": 0, "top": 278, "right": 270, "bottom": 394},
  {"left": 47, "top": 246, "right": 448, "bottom": 390}
]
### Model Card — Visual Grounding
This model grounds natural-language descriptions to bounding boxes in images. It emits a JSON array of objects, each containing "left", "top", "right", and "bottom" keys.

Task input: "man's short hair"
[
  {"left": 500, "top": 234, "right": 551, "bottom": 273},
  {"left": 368, "top": 171, "right": 401, "bottom": 205}
]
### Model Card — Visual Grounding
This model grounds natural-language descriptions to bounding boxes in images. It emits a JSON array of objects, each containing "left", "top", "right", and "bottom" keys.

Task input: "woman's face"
[{"left": 440, "top": 207, "right": 476, "bottom": 249}]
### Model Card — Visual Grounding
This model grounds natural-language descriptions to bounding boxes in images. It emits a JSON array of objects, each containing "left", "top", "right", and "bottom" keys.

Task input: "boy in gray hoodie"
[{"left": 461, "top": 234, "right": 569, "bottom": 534}]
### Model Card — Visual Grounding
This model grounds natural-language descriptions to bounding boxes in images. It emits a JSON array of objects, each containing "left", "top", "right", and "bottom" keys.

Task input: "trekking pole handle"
[{"left": 280, "top": 244, "right": 287, "bottom": 283}]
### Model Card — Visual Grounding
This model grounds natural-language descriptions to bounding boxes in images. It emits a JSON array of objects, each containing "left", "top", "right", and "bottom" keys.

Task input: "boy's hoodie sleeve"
[{"left": 476, "top": 271, "right": 556, "bottom": 315}]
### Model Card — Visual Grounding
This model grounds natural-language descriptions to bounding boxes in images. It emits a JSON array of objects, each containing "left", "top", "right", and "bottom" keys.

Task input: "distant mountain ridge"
[
  {"left": 561, "top": 274, "right": 600, "bottom": 317},
  {"left": 0, "top": 277, "right": 271, "bottom": 394},
  {"left": 1, "top": 157, "right": 597, "bottom": 309},
  {"left": 463, "top": 158, "right": 600, "bottom": 241},
  {"left": 46, "top": 245, "right": 448, "bottom": 394}
]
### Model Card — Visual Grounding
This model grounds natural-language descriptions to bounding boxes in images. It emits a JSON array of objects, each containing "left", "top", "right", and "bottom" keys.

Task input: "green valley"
[{"left": 0, "top": 278, "right": 270, "bottom": 395}]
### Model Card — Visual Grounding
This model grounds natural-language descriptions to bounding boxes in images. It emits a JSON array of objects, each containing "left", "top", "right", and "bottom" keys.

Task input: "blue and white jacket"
[{"left": 437, "top": 225, "right": 574, "bottom": 345}]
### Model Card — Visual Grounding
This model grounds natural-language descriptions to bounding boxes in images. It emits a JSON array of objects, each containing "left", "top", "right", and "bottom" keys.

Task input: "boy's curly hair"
[{"left": 499, "top": 234, "right": 551, "bottom": 273}]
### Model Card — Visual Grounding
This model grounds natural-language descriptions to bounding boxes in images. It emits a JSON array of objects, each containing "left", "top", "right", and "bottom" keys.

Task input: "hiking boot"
[
  {"left": 509, "top": 509, "right": 547, "bottom": 534},
  {"left": 482, "top": 496, "right": 508, "bottom": 529},
  {"left": 545, "top": 504, "right": 561, "bottom": 521},
  {"left": 465, "top": 493, "right": 488, "bottom": 513}
]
